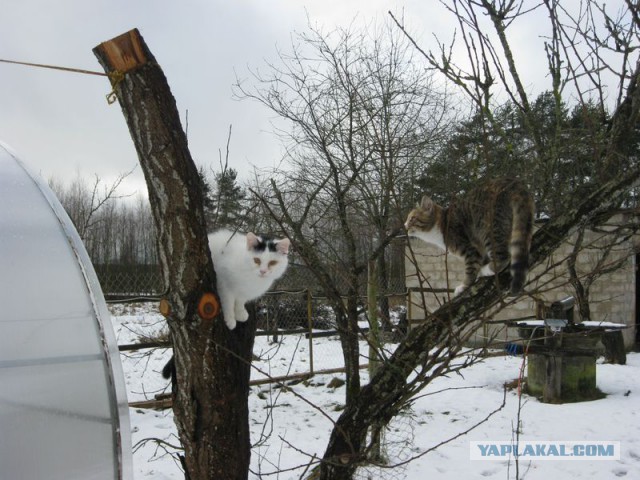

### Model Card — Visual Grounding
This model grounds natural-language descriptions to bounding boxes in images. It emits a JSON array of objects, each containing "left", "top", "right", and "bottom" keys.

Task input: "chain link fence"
[
  {"left": 354, "top": 411, "right": 416, "bottom": 480},
  {"left": 254, "top": 290, "right": 370, "bottom": 374},
  {"left": 105, "top": 258, "right": 408, "bottom": 377},
  {"left": 95, "top": 236, "right": 407, "bottom": 300},
  {"left": 95, "top": 264, "right": 164, "bottom": 300}
]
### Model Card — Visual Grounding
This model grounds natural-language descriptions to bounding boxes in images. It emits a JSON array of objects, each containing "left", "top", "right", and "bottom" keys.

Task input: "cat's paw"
[
  {"left": 236, "top": 309, "right": 249, "bottom": 322},
  {"left": 234, "top": 303, "right": 249, "bottom": 322},
  {"left": 224, "top": 316, "right": 237, "bottom": 330},
  {"left": 479, "top": 264, "right": 495, "bottom": 277},
  {"left": 454, "top": 284, "right": 467, "bottom": 296}
]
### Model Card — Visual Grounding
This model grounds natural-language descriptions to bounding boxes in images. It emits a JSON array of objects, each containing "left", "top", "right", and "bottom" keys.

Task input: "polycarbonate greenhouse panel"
[{"left": 0, "top": 142, "right": 132, "bottom": 479}]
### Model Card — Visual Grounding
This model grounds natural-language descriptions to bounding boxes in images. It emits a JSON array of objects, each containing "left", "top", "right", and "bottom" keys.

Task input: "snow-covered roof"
[{"left": 0, "top": 142, "right": 131, "bottom": 479}]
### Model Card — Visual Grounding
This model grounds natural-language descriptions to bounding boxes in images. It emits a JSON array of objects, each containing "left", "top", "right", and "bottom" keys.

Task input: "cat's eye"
[
  {"left": 268, "top": 260, "right": 278, "bottom": 267},
  {"left": 253, "top": 258, "right": 261, "bottom": 266}
]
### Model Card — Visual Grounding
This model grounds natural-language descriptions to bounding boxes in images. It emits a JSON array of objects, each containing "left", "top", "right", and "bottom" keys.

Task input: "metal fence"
[
  {"left": 95, "top": 242, "right": 407, "bottom": 300},
  {"left": 253, "top": 289, "right": 406, "bottom": 374},
  {"left": 95, "top": 264, "right": 164, "bottom": 300},
  {"left": 104, "top": 257, "right": 408, "bottom": 410},
  {"left": 118, "top": 288, "right": 407, "bottom": 385}
]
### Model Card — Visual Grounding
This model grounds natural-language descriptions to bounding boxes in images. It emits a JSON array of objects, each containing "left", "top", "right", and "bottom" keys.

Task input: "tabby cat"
[{"left": 404, "top": 177, "right": 534, "bottom": 296}]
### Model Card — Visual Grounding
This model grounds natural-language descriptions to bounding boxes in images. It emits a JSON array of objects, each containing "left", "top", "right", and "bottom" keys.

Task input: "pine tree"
[{"left": 204, "top": 167, "right": 246, "bottom": 231}]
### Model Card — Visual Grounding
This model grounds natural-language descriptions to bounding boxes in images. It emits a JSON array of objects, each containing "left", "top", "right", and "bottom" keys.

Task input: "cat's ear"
[
  {"left": 276, "top": 238, "right": 290, "bottom": 255},
  {"left": 420, "top": 195, "right": 434, "bottom": 212},
  {"left": 246, "top": 232, "right": 260, "bottom": 250}
]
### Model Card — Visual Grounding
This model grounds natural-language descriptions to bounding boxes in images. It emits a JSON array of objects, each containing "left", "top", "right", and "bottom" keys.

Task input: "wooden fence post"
[{"left": 307, "top": 289, "right": 314, "bottom": 375}]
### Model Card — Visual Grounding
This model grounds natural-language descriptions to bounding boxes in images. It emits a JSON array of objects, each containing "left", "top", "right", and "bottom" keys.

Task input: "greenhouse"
[{"left": 0, "top": 142, "right": 131, "bottom": 479}]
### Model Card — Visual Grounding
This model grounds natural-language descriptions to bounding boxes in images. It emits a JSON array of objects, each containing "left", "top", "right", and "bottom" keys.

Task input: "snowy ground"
[{"left": 111, "top": 303, "right": 640, "bottom": 480}]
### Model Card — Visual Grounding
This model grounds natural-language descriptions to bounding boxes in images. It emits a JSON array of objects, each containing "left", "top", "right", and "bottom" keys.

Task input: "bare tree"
[
  {"left": 307, "top": 3, "right": 640, "bottom": 479},
  {"left": 49, "top": 170, "right": 131, "bottom": 239},
  {"left": 237, "top": 20, "right": 453, "bottom": 407},
  {"left": 49, "top": 169, "right": 135, "bottom": 261}
]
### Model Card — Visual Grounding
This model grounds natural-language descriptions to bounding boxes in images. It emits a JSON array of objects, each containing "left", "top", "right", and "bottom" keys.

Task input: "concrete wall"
[{"left": 405, "top": 216, "right": 637, "bottom": 349}]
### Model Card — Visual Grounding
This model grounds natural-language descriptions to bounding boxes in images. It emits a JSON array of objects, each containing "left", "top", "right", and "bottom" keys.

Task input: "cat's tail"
[
  {"left": 162, "top": 356, "right": 175, "bottom": 380},
  {"left": 509, "top": 189, "right": 534, "bottom": 295}
]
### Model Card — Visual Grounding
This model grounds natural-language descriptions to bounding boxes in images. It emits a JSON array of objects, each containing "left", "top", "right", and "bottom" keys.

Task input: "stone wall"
[{"left": 405, "top": 216, "right": 638, "bottom": 348}]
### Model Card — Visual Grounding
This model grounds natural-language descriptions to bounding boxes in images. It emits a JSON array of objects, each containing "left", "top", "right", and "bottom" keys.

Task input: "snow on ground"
[{"left": 111, "top": 303, "right": 640, "bottom": 479}]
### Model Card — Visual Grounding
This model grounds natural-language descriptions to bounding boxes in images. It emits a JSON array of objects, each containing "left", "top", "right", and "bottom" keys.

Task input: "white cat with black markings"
[
  {"left": 209, "top": 229, "right": 290, "bottom": 330},
  {"left": 162, "top": 229, "right": 290, "bottom": 379}
]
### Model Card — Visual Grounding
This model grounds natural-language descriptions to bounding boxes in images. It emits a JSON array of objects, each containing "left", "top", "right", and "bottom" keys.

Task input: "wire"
[
  {"left": 0, "top": 58, "right": 107, "bottom": 77},
  {"left": 1, "top": 57, "right": 123, "bottom": 104}
]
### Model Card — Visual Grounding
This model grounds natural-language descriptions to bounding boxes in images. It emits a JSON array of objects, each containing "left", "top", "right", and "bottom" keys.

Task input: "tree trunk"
[
  {"left": 567, "top": 227, "right": 592, "bottom": 322},
  {"left": 338, "top": 295, "right": 362, "bottom": 406},
  {"left": 94, "top": 29, "right": 255, "bottom": 480},
  {"left": 376, "top": 251, "right": 393, "bottom": 332}
]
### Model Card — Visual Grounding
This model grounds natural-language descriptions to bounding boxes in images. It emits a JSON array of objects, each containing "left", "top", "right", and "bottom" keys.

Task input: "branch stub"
[
  {"left": 198, "top": 292, "right": 220, "bottom": 321},
  {"left": 159, "top": 298, "right": 172, "bottom": 317}
]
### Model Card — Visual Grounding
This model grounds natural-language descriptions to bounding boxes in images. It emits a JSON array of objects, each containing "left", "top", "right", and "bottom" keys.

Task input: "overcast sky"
[{"left": 1, "top": 1, "right": 559, "bottom": 197}]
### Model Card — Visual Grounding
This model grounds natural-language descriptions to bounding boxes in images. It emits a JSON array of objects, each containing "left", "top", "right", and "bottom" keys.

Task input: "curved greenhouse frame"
[{"left": 0, "top": 142, "right": 132, "bottom": 479}]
